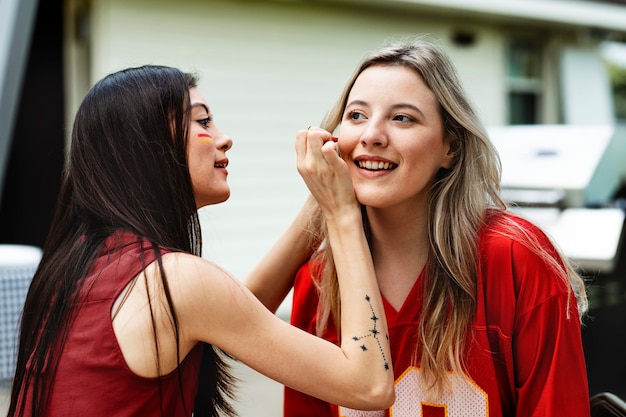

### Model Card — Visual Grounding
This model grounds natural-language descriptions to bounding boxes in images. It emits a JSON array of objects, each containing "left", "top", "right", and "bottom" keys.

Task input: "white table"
[{"left": 511, "top": 207, "right": 625, "bottom": 273}]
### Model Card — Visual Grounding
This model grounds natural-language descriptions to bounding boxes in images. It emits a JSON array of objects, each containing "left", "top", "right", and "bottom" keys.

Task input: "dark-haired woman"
[{"left": 8, "top": 65, "right": 394, "bottom": 417}]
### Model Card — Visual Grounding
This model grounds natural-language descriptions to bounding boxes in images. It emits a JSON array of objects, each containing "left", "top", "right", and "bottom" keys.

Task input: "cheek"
[
  {"left": 338, "top": 142, "right": 356, "bottom": 167},
  {"left": 336, "top": 123, "right": 362, "bottom": 153},
  {"left": 338, "top": 142, "right": 349, "bottom": 157},
  {"left": 336, "top": 132, "right": 356, "bottom": 158},
  {"left": 188, "top": 141, "right": 215, "bottom": 174}
]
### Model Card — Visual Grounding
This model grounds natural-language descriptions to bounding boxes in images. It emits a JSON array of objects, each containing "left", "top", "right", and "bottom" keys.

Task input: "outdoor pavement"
[{"left": 0, "top": 361, "right": 283, "bottom": 416}]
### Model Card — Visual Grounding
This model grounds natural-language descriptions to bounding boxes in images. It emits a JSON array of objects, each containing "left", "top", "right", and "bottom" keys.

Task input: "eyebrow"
[
  {"left": 191, "top": 102, "right": 210, "bottom": 114},
  {"left": 392, "top": 103, "right": 425, "bottom": 118},
  {"left": 346, "top": 100, "right": 426, "bottom": 118}
]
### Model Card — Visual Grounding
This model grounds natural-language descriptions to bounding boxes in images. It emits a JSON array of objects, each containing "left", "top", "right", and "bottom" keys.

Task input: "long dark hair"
[{"left": 8, "top": 65, "right": 235, "bottom": 417}]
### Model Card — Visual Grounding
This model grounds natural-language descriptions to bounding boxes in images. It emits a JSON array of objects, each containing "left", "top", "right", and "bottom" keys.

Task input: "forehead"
[
  {"left": 189, "top": 87, "right": 209, "bottom": 110},
  {"left": 349, "top": 64, "right": 436, "bottom": 103}
]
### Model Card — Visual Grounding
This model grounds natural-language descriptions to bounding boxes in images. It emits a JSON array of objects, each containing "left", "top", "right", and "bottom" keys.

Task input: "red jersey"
[
  {"left": 20, "top": 231, "right": 203, "bottom": 417},
  {"left": 285, "top": 213, "right": 590, "bottom": 417}
]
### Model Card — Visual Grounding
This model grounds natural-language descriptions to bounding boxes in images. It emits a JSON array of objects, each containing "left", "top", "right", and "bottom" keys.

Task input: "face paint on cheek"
[{"left": 197, "top": 133, "right": 214, "bottom": 144}]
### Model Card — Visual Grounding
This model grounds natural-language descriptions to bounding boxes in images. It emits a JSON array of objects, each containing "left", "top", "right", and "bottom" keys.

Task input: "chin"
[
  {"left": 196, "top": 191, "right": 231, "bottom": 208},
  {"left": 355, "top": 190, "right": 382, "bottom": 206},
  {"left": 216, "top": 194, "right": 230, "bottom": 204},
  {"left": 355, "top": 194, "right": 392, "bottom": 209},
  {"left": 212, "top": 192, "right": 231, "bottom": 205}
]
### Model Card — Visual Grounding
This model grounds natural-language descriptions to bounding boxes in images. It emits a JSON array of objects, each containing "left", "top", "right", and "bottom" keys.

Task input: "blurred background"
[{"left": 1, "top": 0, "right": 626, "bottom": 415}]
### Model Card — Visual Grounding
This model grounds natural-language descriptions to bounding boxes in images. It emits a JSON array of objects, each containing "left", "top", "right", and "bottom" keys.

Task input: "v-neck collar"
[{"left": 381, "top": 265, "right": 427, "bottom": 321}]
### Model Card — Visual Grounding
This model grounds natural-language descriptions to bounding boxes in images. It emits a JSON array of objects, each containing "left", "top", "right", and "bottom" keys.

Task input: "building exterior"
[{"left": 60, "top": 0, "right": 626, "bottom": 278}]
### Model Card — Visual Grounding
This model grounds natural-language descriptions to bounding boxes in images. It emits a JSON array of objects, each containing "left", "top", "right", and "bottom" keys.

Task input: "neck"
[
  {"left": 365, "top": 202, "right": 430, "bottom": 310},
  {"left": 366, "top": 200, "right": 430, "bottom": 254}
]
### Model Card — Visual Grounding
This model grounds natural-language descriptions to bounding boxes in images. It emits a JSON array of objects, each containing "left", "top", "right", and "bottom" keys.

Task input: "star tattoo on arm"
[{"left": 351, "top": 295, "right": 390, "bottom": 371}]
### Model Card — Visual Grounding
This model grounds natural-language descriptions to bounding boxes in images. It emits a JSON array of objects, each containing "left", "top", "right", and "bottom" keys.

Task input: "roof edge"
[{"left": 333, "top": 0, "right": 626, "bottom": 34}]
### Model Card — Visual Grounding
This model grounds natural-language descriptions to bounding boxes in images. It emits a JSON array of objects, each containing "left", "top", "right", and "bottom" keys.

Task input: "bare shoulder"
[
  {"left": 155, "top": 252, "right": 243, "bottom": 297},
  {"left": 158, "top": 251, "right": 223, "bottom": 273}
]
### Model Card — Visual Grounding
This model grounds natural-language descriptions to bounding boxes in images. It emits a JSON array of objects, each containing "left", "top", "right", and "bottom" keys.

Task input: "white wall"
[
  {"left": 560, "top": 46, "right": 615, "bottom": 124},
  {"left": 76, "top": 0, "right": 507, "bottom": 298}
]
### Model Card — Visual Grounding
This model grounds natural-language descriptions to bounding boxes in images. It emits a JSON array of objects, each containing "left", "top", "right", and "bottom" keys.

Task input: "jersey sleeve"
[
  {"left": 481, "top": 215, "right": 590, "bottom": 417},
  {"left": 513, "top": 286, "right": 590, "bottom": 416}
]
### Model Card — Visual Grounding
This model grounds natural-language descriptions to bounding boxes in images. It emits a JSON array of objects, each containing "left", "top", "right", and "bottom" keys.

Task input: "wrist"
[{"left": 325, "top": 205, "right": 363, "bottom": 233}]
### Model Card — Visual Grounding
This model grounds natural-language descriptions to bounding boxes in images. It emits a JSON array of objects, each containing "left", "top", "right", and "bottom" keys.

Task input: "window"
[{"left": 507, "top": 37, "right": 543, "bottom": 124}]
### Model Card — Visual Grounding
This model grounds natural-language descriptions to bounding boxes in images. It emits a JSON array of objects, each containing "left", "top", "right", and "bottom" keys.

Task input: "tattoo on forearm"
[{"left": 351, "top": 295, "right": 390, "bottom": 370}]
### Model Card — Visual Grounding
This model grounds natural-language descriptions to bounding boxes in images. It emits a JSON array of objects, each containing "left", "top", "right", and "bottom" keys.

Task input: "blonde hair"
[{"left": 307, "top": 36, "right": 588, "bottom": 397}]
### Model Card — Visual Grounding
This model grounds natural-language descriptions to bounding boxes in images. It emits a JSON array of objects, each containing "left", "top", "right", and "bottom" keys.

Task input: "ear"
[{"left": 441, "top": 134, "right": 456, "bottom": 169}]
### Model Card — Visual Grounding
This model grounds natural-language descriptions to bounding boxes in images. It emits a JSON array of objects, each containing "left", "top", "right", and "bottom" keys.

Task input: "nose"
[
  {"left": 215, "top": 129, "right": 233, "bottom": 152},
  {"left": 359, "top": 119, "right": 388, "bottom": 148}
]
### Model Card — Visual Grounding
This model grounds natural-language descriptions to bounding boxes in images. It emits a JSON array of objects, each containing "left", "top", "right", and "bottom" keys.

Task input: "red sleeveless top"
[{"left": 34, "top": 231, "right": 203, "bottom": 416}]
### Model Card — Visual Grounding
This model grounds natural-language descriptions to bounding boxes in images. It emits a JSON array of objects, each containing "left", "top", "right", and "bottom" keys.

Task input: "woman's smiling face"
[{"left": 337, "top": 64, "right": 454, "bottom": 210}]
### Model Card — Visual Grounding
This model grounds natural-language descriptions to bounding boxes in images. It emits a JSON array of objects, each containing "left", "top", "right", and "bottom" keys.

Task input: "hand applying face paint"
[{"left": 296, "top": 127, "right": 355, "bottom": 221}]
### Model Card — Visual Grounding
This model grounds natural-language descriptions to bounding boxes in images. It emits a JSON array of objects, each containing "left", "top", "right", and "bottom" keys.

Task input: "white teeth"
[{"left": 358, "top": 160, "right": 394, "bottom": 170}]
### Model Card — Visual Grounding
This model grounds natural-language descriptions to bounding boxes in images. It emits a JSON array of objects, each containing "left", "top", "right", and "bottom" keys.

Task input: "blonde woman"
[{"left": 249, "top": 38, "right": 590, "bottom": 416}]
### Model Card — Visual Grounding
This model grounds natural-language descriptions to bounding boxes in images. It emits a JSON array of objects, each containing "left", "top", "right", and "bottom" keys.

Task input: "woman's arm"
[
  {"left": 244, "top": 194, "right": 318, "bottom": 313},
  {"left": 175, "top": 128, "right": 394, "bottom": 409},
  {"left": 171, "top": 254, "right": 393, "bottom": 410}
]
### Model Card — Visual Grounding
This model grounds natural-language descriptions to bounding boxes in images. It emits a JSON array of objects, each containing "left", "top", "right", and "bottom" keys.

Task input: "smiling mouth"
[{"left": 356, "top": 160, "right": 397, "bottom": 171}]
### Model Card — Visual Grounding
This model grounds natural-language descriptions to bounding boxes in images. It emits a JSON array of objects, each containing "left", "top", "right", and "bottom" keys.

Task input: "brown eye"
[
  {"left": 347, "top": 110, "right": 366, "bottom": 121},
  {"left": 393, "top": 114, "right": 414, "bottom": 123},
  {"left": 198, "top": 117, "right": 212, "bottom": 127}
]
